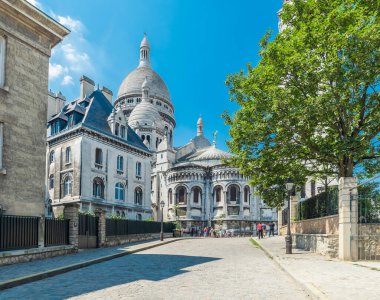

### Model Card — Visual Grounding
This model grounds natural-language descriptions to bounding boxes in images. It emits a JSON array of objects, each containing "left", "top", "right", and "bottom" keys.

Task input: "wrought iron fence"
[
  {"left": 45, "top": 218, "right": 69, "bottom": 247},
  {"left": 106, "top": 219, "right": 175, "bottom": 236},
  {"left": 0, "top": 215, "right": 39, "bottom": 251},
  {"left": 296, "top": 187, "right": 338, "bottom": 221}
]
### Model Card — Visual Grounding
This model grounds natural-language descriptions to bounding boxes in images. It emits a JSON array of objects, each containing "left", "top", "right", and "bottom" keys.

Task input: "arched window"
[
  {"left": 63, "top": 175, "right": 72, "bottom": 197},
  {"left": 117, "top": 155, "right": 123, "bottom": 172},
  {"left": 244, "top": 186, "right": 250, "bottom": 203},
  {"left": 115, "top": 123, "right": 120, "bottom": 136},
  {"left": 93, "top": 177, "right": 104, "bottom": 198},
  {"left": 115, "top": 182, "right": 124, "bottom": 201},
  {"left": 156, "top": 137, "right": 159, "bottom": 148},
  {"left": 168, "top": 189, "right": 173, "bottom": 205},
  {"left": 49, "top": 174, "right": 54, "bottom": 189},
  {"left": 192, "top": 186, "right": 202, "bottom": 204},
  {"left": 214, "top": 186, "right": 222, "bottom": 202},
  {"left": 136, "top": 213, "right": 142, "bottom": 221},
  {"left": 146, "top": 135, "right": 150, "bottom": 144},
  {"left": 65, "top": 147, "right": 71, "bottom": 164},
  {"left": 135, "top": 187, "right": 143, "bottom": 205},
  {"left": 121, "top": 125, "right": 126, "bottom": 138},
  {"left": 121, "top": 211, "right": 126, "bottom": 217},
  {"left": 49, "top": 151, "right": 55, "bottom": 164},
  {"left": 176, "top": 186, "right": 187, "bottom": 204},
  {"left": 141, "top": 134, "right": 145, "bottom": 141},
  {"left": 95, "top": 148, "right": 103, "bottom": 166},
  {"left": 136, "top": 162, "right": 142, "bottom": 177},
  {"left": 116, "top": 210, "right": 120, "bottom": 216},
  {"left": 228, "top": 185, "right": 240, "bottom": 203}
]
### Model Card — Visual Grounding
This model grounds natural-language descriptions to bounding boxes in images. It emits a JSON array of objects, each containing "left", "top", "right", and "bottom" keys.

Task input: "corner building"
[{"left": 115, "top": 35, "right": 277, "bottom": 229}]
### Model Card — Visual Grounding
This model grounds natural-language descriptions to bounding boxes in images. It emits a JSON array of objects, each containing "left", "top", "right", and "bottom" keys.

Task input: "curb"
[
  {"left": 0, "top": 238, "right": 183, "bottom": 291},
  {"left": 252, "top": 238, "right": 327, "bottom": 300}
]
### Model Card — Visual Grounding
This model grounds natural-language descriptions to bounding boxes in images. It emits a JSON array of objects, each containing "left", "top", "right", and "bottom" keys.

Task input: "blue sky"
[{"left": 29, "top": 0, "right": 282, "bottom": 151}]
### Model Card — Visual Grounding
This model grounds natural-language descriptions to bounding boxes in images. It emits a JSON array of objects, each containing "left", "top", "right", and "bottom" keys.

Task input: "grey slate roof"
[{"left": 48, "top": 89, "right": 149, "bottom": 152}]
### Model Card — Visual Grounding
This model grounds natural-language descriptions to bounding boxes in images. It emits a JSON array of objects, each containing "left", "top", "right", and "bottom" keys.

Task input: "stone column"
[
  {"left": 290, "top": 195, "right": 298, "bottom": 222},
  {"left": 339, "top": 177, "right": 358, "bottom": 261},
  {"left": 186, "top": 192, "right": 191, "bottom": 220},
  {"left": 63, "top": 203, "right": 80, "bottom": 248},
  {"left": 95, "top": 208, "right": 106, "bottom": 247},
  {"left": 38, "top": 214, "right": 45, "bottom": 248}
]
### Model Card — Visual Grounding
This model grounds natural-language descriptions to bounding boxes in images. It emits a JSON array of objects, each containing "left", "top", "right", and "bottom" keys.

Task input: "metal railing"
[
  {"left": 106, "top": 219, "right": 175, "bottom": 236},
  {"left": 45, "top": 218, "right": 70, "bottom": 247},
  {"left": 296, "top": 188, "right": 338, "bottom": 221},
  {"left": 0, "top": 215, "right": 39, "bottom": 251}
]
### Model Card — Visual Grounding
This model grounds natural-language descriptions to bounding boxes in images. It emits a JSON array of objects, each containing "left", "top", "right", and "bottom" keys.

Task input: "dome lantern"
[{"left": 139, "top": 33, "right": 150, "bottom": 68}]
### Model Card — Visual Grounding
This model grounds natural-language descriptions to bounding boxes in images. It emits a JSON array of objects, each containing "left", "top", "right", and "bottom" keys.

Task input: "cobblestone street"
[{"left": 0, "top": 238, "right": 307, "bottom": 300}]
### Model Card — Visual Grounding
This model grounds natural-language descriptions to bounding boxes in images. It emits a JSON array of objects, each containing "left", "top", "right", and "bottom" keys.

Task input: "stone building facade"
[
  {"left": 46, "top": 77, "right": 152, "bottom": 219},
  {"left": 0, "top": 0, "right": 69, "bottom": 216}
]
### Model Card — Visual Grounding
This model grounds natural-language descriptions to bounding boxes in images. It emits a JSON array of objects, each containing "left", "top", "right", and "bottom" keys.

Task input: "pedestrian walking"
[
  {"left": 257, "top": 222, "right": 263, "bottom": 239},
  {"left": 269, "top": 222, "right": 275, "bottom": 237},
  {"left": 262, "top": 223, "right": 267, "bottom": 238},
  {"left": 203, "top": 227, "right": 207, "bottom": 237}
]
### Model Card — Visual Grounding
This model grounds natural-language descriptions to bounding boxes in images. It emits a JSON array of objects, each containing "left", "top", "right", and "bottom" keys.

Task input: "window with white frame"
[
  {"left": 0, "top": 122, "right": 4, "bottom": 173},
  {"left": 65, "top": 147, "right": 71, "bottom": 164},
  {"left": 63, "top": 175, "right": 72, "bottom": 196},
  {"left": 93, "top": 177, "right": 104, "bottom": 198},
  {"left": 0, "top": 36, "right": 5, "bottom": 87},
  {"left": 115, "top": 123, "right": 120, "bottom": 136},
  {"left": 117, "top": 155, "right": 123, "bottom": 172},
  {"left": 135, "top": 161, "right": 142, "bottom": 177},
  {"left": 120, "top": 125, "right": 126, "bottom": 138},
  {"left": 95, "top": 148, "right": 103, "bottom": 167},
  {"left": 115, "top": 182, "right": 124, "bottom": 201},
  {"left": 135, "top": 187, "right": 143, "bottom": 205}
]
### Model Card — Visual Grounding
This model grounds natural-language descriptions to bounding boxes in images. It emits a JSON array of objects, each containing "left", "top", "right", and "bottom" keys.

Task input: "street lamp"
[
  {"left": 285, "top": 178, "right": 294, "bottom": 254},
  {"left": 160, "top": 200, "right": 165, "bottom": 241}
]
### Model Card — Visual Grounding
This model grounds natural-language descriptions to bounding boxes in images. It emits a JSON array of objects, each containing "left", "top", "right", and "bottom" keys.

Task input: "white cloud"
[
  {"left": 62, "top": 75, "right": 74, "bottom": 86},
  {"left": 49, "top": 63, "right": 68, "bottom": 80},
  {"left": 56, "top": 15, "right": 84, "bottom": 33},
  {"left": 48, "top": 14, "right": 95, "bottom": 89},
  {"left": 26, "top": 0, "right": 42, "bottom": 9},
  {"left": 61, "top": 43, "right": 91, "bottom": 72}
]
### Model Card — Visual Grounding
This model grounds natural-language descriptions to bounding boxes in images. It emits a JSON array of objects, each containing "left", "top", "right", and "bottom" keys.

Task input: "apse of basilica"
[{"left": 46, "top": 34, "right": 277, "bottom": 229}]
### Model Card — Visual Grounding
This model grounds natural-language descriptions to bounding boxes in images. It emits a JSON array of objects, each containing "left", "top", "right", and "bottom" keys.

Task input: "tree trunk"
[{"left": 339, "top": 156, "right": 354, "bottom": 177}]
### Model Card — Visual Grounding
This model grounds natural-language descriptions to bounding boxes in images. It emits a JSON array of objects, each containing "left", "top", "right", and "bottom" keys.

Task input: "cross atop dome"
[{"left": 139, "top": 33, "right": 150, "bottom": 68}]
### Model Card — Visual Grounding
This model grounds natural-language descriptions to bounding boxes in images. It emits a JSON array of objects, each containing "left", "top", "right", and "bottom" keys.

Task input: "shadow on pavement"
[{"left": 0, "top": 253, "right": 221, "bottom": 299}]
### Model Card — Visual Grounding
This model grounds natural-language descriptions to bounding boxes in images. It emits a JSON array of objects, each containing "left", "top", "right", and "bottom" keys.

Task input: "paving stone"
[{"left": 0, "top": 238, "right": 307, "bottom": 299}]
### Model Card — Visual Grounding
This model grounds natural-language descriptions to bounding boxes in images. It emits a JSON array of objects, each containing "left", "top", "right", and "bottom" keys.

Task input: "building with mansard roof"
[{"left": 46, "top": 78, "right": 152, "bottom": 220}]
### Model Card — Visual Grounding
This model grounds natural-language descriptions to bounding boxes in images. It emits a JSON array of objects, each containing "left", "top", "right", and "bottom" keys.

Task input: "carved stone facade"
[{"left": 115, "top": 35, "right": 277, "bottom": 229}]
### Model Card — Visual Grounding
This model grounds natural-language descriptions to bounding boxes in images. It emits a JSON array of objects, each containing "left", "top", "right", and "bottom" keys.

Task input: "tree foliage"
[{"left": 224, "top": 0, "right": 380, "bottom": 207}]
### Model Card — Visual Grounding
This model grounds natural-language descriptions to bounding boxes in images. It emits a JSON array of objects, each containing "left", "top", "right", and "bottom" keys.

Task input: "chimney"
[
  {"left": 80, "top": 75, "right": 94, "bottom": 99},
  {"left": 101, "top": 86, "right": 113, "bottom": 103}
]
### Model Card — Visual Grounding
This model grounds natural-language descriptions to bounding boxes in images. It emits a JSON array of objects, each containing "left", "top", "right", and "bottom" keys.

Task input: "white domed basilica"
[{"left": 114, "top": 34, "right": 277, "bottom": 230}]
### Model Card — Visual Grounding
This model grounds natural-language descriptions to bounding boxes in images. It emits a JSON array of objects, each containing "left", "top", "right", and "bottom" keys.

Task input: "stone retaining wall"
[
  {"left": 356, "top": 224, "right": 380, "bottom": 260},
  {"left": 294, "top": 233, "right": 339, "bottom": 258},
  {"left": 105, "top": 233, "right": 173, "bottom": 247},
  {"left": 0, "top": 245, "right": 77, "bottom": 266}
]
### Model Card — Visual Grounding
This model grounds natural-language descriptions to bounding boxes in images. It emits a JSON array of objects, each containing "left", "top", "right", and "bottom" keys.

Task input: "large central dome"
[
  {"left": 116, "top": 34, "right": 171, "bottom": 103},
  {"left": 117, "top": 66, "right": 171, "bottom": 102}
]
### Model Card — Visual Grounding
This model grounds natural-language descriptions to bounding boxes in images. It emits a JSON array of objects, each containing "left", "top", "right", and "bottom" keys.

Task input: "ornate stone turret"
[
  {"left": 197, "top": 115, "right": 204, "bottom": 136},
  {"left": 139, "top": 33, "right": 150, "bottom": 68}
]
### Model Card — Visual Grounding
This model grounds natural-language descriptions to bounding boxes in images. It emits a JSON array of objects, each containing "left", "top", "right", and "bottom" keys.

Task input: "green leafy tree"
[{"left": 224, "top": 0, "right": 380, "bottom": 207}]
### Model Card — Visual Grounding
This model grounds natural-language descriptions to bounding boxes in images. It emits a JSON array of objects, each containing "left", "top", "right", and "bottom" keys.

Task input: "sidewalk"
[
  {"left": 0, "top": 238, "right": 182, "bottom": 290},
  {"left": 254, "top": 236, "right": 380, "bottom": 300}
]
